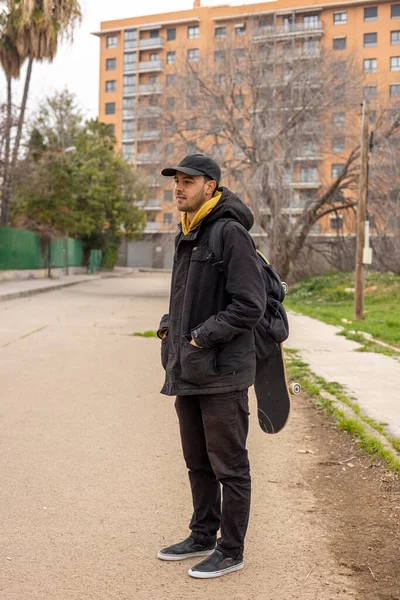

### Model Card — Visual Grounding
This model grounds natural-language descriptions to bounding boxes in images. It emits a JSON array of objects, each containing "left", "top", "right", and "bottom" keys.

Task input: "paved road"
[{"left": 0, "top": 274, "right": 356, "bottom": 600}]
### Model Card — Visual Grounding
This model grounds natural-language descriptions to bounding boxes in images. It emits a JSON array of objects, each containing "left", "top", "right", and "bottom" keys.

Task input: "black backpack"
[{"left": 207, "top": 218, "right": 289, "bottom": 360}]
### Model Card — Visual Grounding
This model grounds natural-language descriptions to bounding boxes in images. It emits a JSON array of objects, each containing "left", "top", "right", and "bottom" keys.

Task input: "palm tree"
[
  {"left": 0, "top": 3, "right": 25, "bottom": 225},
  {"left": 0, "top": 0, "right": 81, "bottom": 226}
]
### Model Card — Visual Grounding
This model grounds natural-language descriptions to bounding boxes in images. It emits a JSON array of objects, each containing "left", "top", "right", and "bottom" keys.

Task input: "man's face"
[{"left": 173, "top": 172, "right": 215, "bottom": 214}]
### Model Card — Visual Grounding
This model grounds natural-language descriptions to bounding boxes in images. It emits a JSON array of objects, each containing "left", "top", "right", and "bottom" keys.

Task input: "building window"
[
  {"left": 301, "top": 167, "right": 318, "bottom": 183},
  {"left": 364, "top": 32, "right": 377, "bottom": 47},
  {"left": 164, "top": 213, "right": 173, "bottom": 225},
  {"left": 333, "top": 112, "right": 346, "bottom": 127},
  {"left": 149, "top": 29, "right": 159, "bottom": 39},
  {"left": 333, "top": 60, "right": 346, "bottom": 75},
  {"left": 166, "top": 97, "right": 175, "bottom": 110},
  {"left": 122, "top": 144, "right": 135, "bottom": 160},
  {"left": 214, "top": 50, "right": 226, "bottom": 62},
  {"left": 124, "top": 53, "right": 136, "bottom": 68},
  {"left": 332, "top": 137, "right": 345, "bottom": 152},
  {"left": 301, "top": 140, "right": 317, "bottom": 156},
  {"left": 392, "top": 4, "right": 400, "bottom": 18},
  {"left": 333, "top": 11, "right": 347, "bottom": 24},
  {"left": 363, "top": 85, "right": 377, "bottom": 99},
  {"left": 164, "top": 189, "right": 173, "bottom": 201},
  {"left": 364, "top": 58, "right": 377, "bottom": 72},
  {"left": 148, "top": 75, "right": 158, "bottom": 85},
  {"left": 235, "top": 48, "right": 246, "bottom": 60},
  {"left": 369, "top": 110, "right": 377, "bottom": 124},
  {"left": 106, "top": 80, "right": 116, "bottom": 93},
  {"left": 215, "top": 26, "right": 227, "bottom": 38},
  {"left": 124, "top": 29, "right": 137, "bottom": 49},
  {"left": 303, "top": 15, "right": 319, "bottom": 28},
  {"left": 333, "top": 37, "right": 346, "bottom": 50},
  {"left": 235, "top": 24, "right": 246, "bottom": 36},
  {"left": 167, "top": 28, "right": 176, "bottom": 41},
  {"left": 165, "top": 142, "right": 174, "bottom": 155},
  {"left": 186, "top": 96, "right": 198, "bottom": 109},
  {"left": 107, "top": 35, "right": 117, "bottom": 48},
  {"left": 364, "top": 7, "right": 378, "bottom": 21},
  {"left": 166, "top": 51, "right": 176, "bottom": 64},
  {"left": 149, "top": 52, "right": 158, "bottom": 62},
  {"left": 390, "top": 56, "right": 400, "bottom": 70},
  {"left": 106, "top": 58, "right": 116, "bottom": 70},
  {"left": 188, "top": 48, "right": 199, "bottom": 62},
  {"left": 391, "top": 30, "right": 400, "bottom": 44},
  {"left": 188, "top": 25, "right": 200, "bottom": 39},
  {"left": 122, "top": 120, "right": 135, "bottom": 136},
  {"left": 166, "top": 74, "right": 176, "bottom": 87},
  {"left": 333, "top": 84, "right": 345, "bottom": 101},
  {"left": 149, "top": 96, "right": 158, "bottom": 107},
  {"left": 123, "top": 97, "right": 135, "bottom": 117},
  {"left": 330, "top": 215, "right": 343, "bottom": 230},
  {"left": 390, "top": 83, "right": 400, "bottom": 96},
  {"left": 331, "top": 164, "right": 344, "bottom": 178},
  {"left": 105, "top": 102, "right": 116, "bottom": 115},
  {"left": 214, "top": 73, "right": 226, "bottom": 85},
  {"left": 124, "top": 74, "right": 136, "bottom": 94},
  {"left": 303, "top": 40, "right": 319, "bottom": 56},
  {"left": 186, "top": 118, "right": 197, "bottom": 130}
]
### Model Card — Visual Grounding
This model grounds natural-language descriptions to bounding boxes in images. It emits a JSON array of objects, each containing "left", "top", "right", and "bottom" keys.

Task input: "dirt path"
[{"left": 0, "top": 273, "right": 398, "bottom": 600}]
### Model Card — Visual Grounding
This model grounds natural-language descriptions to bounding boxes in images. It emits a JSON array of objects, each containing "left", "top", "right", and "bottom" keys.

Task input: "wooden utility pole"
[{"left": 354, "top": 101, "right": 369, "bottom": 321}]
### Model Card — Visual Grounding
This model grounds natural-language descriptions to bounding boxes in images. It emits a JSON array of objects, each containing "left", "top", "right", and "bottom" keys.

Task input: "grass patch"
[
  {"left": 285, "top": 348, "right": 400, "bottom": 473},
  {"left": 133, "top": 330, "right": 158, "bottom": 338},
  {"left": 285, "top": 271, "right": 400, "bottom": 351}
]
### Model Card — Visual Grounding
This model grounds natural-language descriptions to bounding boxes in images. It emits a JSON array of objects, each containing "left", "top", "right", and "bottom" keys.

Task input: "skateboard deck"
[{"left": 254, "top": 344, "right": 300, "bottom": 434}]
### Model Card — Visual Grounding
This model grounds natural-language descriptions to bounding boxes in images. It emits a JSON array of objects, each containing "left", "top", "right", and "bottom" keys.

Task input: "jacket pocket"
[
  {"left": 180, "top": 339, "right": 218, "bottom": 385},
  {"left": 161, "top": 336, "right": 169, "bottom": 370}
]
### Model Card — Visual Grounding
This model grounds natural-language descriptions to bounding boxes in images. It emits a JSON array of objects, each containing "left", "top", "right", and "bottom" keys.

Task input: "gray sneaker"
[
  {"left": 188, "top": 549, "right": 244, "bottom": 578},
  {"left": 158, "top": 536, "right": 215, "bottom": 561}
]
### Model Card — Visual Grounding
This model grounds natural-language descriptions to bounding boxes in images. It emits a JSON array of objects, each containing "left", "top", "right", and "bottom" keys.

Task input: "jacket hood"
[{"left": 204, "top": 187, "right": 254, "bottom": 232}]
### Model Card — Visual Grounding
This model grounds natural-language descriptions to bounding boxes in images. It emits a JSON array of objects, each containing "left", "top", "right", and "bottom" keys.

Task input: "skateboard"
[{"left": 254, "top": 343, "right": 301, "bottom": 434}]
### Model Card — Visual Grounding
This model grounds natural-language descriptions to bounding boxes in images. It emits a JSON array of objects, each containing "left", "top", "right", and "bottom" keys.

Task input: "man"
[{"left": 157, "top": 154, "right": 265, "bottom": 579}]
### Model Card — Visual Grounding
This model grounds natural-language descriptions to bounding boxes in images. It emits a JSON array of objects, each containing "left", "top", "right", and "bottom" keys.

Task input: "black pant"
[{"left": 175, "top": 389, "right": 251, "bottom": 560}]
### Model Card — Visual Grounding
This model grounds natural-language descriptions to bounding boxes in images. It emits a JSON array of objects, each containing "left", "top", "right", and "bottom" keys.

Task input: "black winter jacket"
[{"left": 158, "top": 187, "right": 266, "bottom": 396}]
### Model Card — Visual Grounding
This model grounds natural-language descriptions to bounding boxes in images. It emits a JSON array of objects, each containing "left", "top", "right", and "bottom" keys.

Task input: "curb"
[{"left": 0, "top": 277, "right": 101, "bottom": 302}]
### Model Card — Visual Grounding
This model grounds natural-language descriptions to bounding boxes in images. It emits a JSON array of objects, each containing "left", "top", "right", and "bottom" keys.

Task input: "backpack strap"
[{"left": 207, "top": 218, "right": 237, "bottom": 272}]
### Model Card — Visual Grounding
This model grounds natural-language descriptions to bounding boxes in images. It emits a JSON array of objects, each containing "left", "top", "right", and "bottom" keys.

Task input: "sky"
[{"left": 0, "top": 0, "right": 271, "bottom": 121}]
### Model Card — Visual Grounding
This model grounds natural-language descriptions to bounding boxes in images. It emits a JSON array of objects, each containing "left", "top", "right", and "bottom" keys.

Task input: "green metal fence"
[{"left": 0, "top": 227, "right": 85, "bottom": 271}]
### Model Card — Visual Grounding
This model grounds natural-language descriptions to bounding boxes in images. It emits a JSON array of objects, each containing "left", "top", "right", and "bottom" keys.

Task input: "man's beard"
[{"left": 178, "top": 188, "right": 206, "bottom": 213}]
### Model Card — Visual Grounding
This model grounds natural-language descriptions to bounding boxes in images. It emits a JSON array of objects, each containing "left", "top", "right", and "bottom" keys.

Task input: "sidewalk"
[
  {"left": 288, "top": 312, "right": 400, "bottom": 438},
  {"left": 0, "top": 268, "right": 135, "bottom": 301}
]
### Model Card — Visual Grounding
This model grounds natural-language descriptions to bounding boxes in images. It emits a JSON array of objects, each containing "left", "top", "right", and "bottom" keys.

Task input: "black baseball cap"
[{"left": 161, "top": 154, "right": 222, "bottom": 185}]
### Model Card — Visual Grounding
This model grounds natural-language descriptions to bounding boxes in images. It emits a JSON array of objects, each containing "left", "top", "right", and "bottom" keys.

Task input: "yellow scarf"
[{"left": 181, "top": 191, "right": 222, "bottom": 235}]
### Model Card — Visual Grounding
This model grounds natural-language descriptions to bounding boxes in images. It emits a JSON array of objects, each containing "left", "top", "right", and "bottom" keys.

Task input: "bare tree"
[{"left": 161, "top": 29, "right": 399, "bottom": 279}]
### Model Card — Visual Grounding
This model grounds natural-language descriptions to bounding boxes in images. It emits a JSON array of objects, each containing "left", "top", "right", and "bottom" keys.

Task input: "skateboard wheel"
[
  {"left": 289, "top": 383, "right": 301, "bottom": 395},
  {"left": 282, "top": 282, "right": 289, "bottom": 294}
]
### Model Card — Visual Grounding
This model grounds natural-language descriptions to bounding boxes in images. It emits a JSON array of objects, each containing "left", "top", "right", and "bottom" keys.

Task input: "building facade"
[{"left": 95, "top": 0, "right": 400, "bottom": 266}]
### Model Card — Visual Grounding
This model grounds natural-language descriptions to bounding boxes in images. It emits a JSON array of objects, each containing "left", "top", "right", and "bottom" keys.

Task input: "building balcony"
[
  {"left": 138, "top": 60, "right": 163, "bottom": 73},
  {"left": 137, "top": 106, "right": 163, "bottom": 117},
  {"left": 293, "top": 155, "right": 323, "bottom": 161},
  {"left": 137, "top": 130, "right": 161, "bottom": 141},
  {"left": 139, "top": 37, "right": 165, "bottom": 50},
  {"left": 138, "top": 84, "right": 163, "bottom": 95},
  {"left": 289, "top": 180, "right": 321, "bottom": 189},
  {"left": 144, "top": 221, "right": 162, "bottom": 232},
  {"left": 137, "top": 199, "right": 162, "bottom": 210},
  {"left": 252, "top": 21, "right": 324, "bottom": 41},
  {"left": 145, "top": 199, "right": 162, "bottom": 210},
  {"left": 136, "top": 152, "right": 162, "bottom": 164},
  {"left": 148, "top": 176, "right": 162, "bottom": 187}
]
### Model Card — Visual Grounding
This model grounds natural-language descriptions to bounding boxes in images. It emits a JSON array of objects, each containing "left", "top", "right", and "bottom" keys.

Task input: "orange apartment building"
[{"left": 94, "top": 0, "right": 400, "bottom": 267}]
